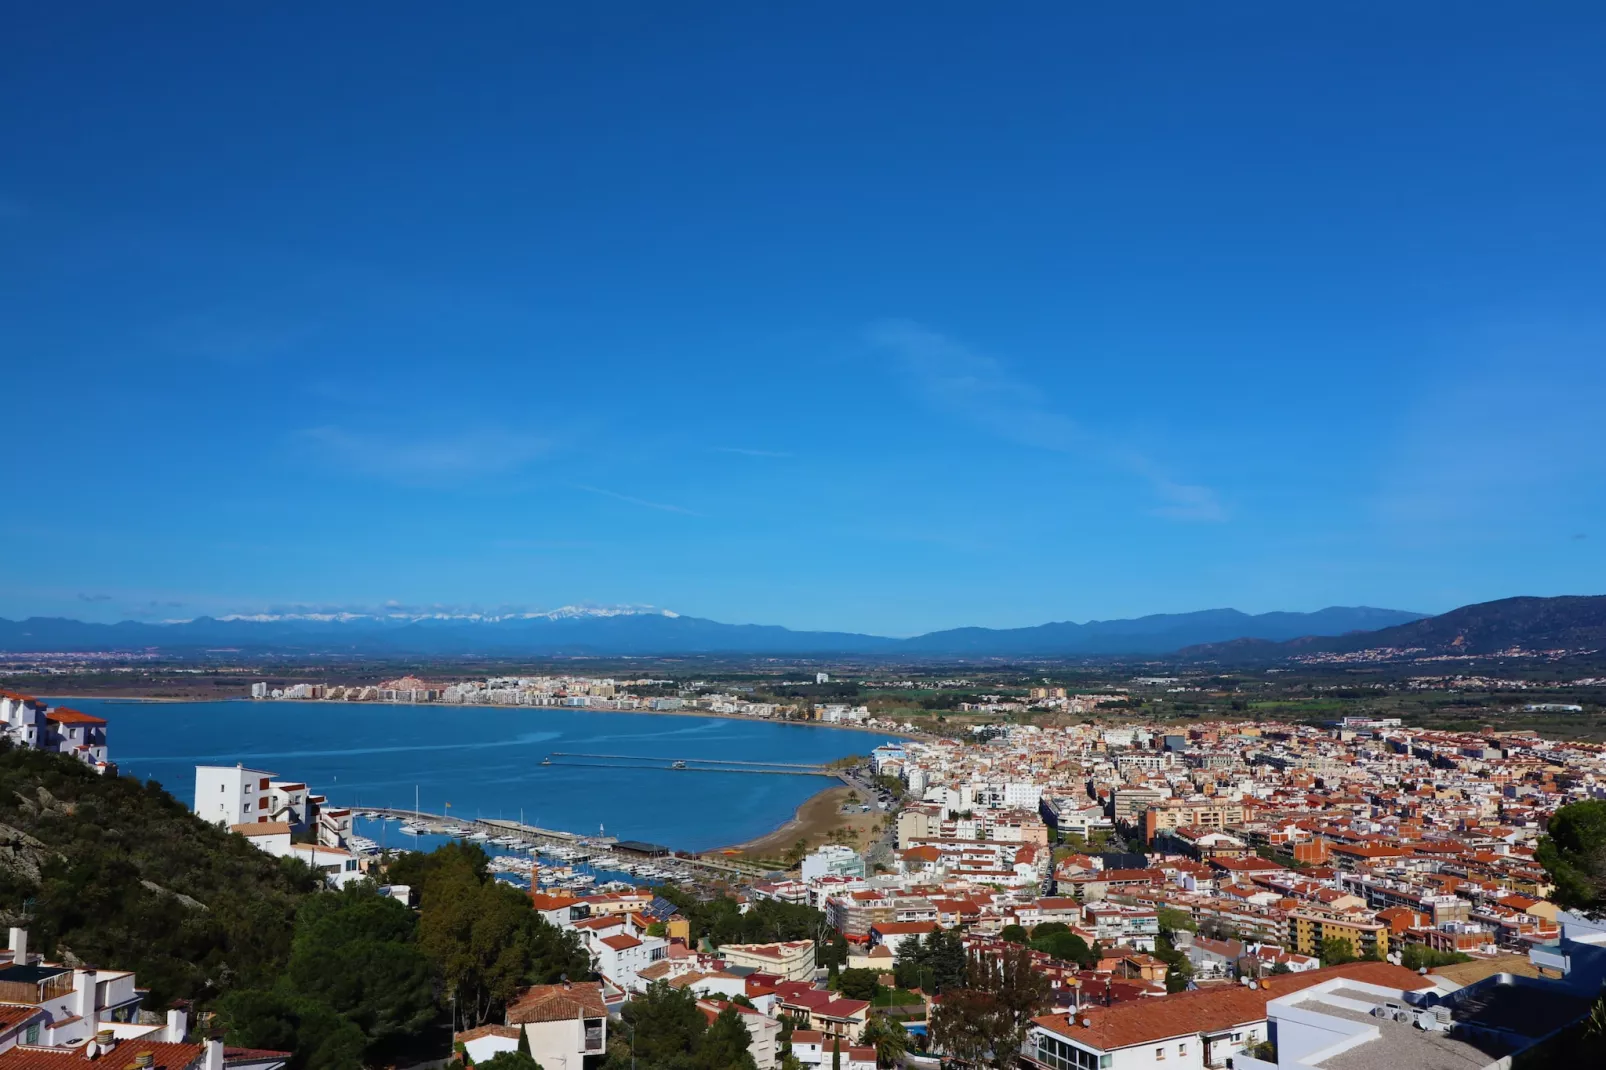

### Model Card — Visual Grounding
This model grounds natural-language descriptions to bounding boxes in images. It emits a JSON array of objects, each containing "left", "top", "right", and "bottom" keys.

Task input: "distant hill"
[
  {"left": 1181, "top": 595, "right": 1606, "bottom": 661},
  {"left": 0, "top": 604, "right": 1426, "bottom": 658}
]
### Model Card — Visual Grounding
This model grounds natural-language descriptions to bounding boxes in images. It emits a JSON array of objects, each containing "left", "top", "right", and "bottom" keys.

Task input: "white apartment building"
[
  {"left": 194, "top": 763, "right": 345, "bottom": 845},
  {"left": 717, "top": 940, "right": 816, "bottom": 982},
  {"left": 0, "top": 693, "right": 111, "bottom": 771},
  {"left": 800, "top": 845, "right": 865, "bottom": 882}
]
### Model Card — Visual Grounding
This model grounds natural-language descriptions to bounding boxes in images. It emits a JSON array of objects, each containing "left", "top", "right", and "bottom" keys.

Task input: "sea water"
[{"left": 49, "top": 697, "right": 889, "bottom": 851}]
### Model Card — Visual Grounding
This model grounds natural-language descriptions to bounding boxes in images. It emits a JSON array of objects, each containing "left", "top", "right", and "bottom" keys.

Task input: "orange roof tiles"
[
  {"left": 1033, "top": 962, "right": 1434, "bottom": 1052},
  {"left": 506, "top": 982, "right": 608, "bottom": 1024}
]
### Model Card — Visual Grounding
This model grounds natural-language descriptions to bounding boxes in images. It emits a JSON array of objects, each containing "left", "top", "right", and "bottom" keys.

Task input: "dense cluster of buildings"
[
  {"left": 0, "top": 927, "right": 287, "bottom": 1070},
  {"left": 247, "top": 675, "right": 898, "bottom": 726},
  {"left": 0, "top": 691, "right": 110, "bottom": 772},
  {"left": 598, "top": 714, "right": 1605, "bottom": 1070}
]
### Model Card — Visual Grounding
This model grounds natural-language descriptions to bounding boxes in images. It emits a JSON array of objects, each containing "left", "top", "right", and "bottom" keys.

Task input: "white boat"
[{"left": 398, "top": 824, "right": 425, "bottom": 837}]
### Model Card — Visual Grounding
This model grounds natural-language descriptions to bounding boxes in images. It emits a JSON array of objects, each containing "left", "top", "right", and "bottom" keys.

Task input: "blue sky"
[{"left": 3, "top": 4, "right": 1604, "bottom": 635}]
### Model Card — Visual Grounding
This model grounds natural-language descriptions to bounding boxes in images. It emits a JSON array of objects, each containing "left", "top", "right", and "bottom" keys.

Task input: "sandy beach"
[{"left": 717, "top": 783, "right": 886, "bottom": 861}]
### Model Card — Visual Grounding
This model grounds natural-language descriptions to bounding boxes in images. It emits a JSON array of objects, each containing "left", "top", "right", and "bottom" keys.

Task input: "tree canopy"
[
  {"left": 605, "top": 984, "right": 757, "bottom": 1070},
  {"left": 219, "top": 882, "right": 435, "bottom": 1069},
  {"left": 1537, "top": 799, "right": 1606, "bottom": 917}
]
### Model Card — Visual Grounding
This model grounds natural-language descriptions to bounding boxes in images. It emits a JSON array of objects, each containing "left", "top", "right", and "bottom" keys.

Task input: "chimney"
[
  {"left": 74, "top": 970, "right": 97, "bottom": 1022},
  {"left": 203, "top": 1038, "right": 224, "bottom": 1070},
  {"left": 166, "top": 1008, "right": 188, "bottom": 1043},
  {"left": 8, "top": 928, "right": 26, "bottom": 965},
  {"left": 87, "top": 1029, "right": 116, "bottom": 1060},
  {"left": 134, "top": 1053, "right": 155, "bottom": 1069}
]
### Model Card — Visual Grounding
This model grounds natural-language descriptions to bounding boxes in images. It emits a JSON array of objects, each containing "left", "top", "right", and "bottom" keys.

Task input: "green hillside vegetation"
[
  {"left": 0, "top": 746, "right": 591, "bottom": 1070},
  {"left": 0, "top": 742, "right": 315, "bottom": 1006}
]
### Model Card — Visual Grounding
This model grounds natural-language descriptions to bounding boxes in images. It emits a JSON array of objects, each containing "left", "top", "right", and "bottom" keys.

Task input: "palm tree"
[{"left": 859, "top": 1014, "right": 908, "bottom": 1068}]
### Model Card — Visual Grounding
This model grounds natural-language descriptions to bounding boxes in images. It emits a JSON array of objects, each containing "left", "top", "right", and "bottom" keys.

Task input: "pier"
[
  {"left": 544, "top": 752, "right": 832, "bottom": 776},
  {"left": 357, "top": 807, "right": 780, "bottom": 880}
]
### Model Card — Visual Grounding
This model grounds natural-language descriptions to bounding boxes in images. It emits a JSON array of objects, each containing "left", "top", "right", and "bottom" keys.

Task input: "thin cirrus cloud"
[
  {"left": 866, "top": 319, "right": 1226, "bottom": 522},
  {"left": 575, "top": 484, "right": 702, "bottom": 517},
  {"left": 297, "top": 426, "right": 548, "bottom": 485},
  {"left": 77, "top": 592, "right": 113, "bottom": 602}
]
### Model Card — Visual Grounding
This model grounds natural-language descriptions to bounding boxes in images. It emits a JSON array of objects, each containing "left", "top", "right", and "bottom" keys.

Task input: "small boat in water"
[{"left": 398, "top": 824, "right": 425, "bottom": 837}]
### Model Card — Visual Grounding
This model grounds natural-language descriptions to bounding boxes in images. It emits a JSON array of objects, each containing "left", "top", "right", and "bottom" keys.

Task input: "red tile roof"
[
  {"left": 506, "top": 982, "right": 608, "bottom": 1024},
  {"left": 43, "top": 709, "right": 106, "bottom": 726},
  {"left": 1033, "top": 962, "right": 1434, "bottom": 1051}
]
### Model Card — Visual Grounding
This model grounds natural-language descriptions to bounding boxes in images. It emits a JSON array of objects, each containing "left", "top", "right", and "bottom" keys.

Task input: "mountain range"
[
  {"left": 1180, "top": 595, "right": 1606, "bottom": 661},
  {"left": 0, "top": 604, "right": 1429, "bottom": 658}
]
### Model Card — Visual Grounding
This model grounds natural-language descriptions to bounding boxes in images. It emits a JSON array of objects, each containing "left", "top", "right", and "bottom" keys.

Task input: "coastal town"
[{"left": 3, "top": 673, "right": 1606, "bottom": 1070}]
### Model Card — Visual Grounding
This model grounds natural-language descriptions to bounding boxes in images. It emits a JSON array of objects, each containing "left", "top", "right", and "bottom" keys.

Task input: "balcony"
[{"left": 584, "top": 1019, "right": 605, "bottom": 1053}]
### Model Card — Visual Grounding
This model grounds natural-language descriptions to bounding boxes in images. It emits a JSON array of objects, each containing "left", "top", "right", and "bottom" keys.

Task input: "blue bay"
[{"left": 48, "top": 698, "right": 890, "bottom": 852}]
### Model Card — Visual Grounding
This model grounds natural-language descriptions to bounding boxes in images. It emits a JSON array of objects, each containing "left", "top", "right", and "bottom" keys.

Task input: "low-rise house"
[
  {"left": 696, "top": 1000, "right": 780, "bottom": 1069},
  {"left": 505, "top": 981, "right": 608, "bottom": 1070},
  {"left": 454, "top": 1025, "right": 520, "bottom": 1064},
  {"left": 772, "top": 983, "right": 869, "bottom": 1039}
]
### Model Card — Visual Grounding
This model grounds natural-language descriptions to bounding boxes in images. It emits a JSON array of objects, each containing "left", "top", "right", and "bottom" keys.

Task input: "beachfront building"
[
  {"left": 800, "top": 845, "right": 865, "bottom": 882},
  {"left": 0, "top": 692, "right": 111, "bottom": 772}
]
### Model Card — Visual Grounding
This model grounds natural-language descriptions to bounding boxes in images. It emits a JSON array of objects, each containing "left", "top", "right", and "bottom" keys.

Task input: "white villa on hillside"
[{"left": 0, "top": 692, "right": 111, "bottom": 772}]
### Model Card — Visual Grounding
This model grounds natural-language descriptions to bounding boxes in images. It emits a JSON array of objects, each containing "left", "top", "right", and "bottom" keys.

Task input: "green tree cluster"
[
  {"left": 836, "top": 968, "right": 879, "bottom": 1002},
  {"left": 893, "top": 926, "right": 967, "bottom": 992},
  {"left": 399, "top": 841, "right": 591, "bottom": 1027},
  {"left": 928, "top": 945, "right": 1051, "bottom": 1068},
  {"left": 656, "top": 886, "right": 848, "bottom": 972},
  {"left": 218, "top": 883, "right": 435, "bottom": 1070},
  {"left": 0, "top": 743, "right": 316, "bottom": 1007},
  {"left": 1318, "top": 937, "right": 1357, "bottom": 966},
  {"left": 1537, "top": 799, "right": 1606, "bottom": 917},
  {"left": 1022, "top": 923, "right": 1099, "bottom": 970},
  {"left": 604, "top": 983, "right": 757, "bottom": 1070},
  {"left": 1397, "top": 945, "right": 1471, "bottom": 971}
]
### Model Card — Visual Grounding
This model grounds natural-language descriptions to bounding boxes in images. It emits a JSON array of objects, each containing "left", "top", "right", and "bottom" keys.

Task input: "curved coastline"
[{"left": 45, "top": 694, "right": 912, "bottom": 855}]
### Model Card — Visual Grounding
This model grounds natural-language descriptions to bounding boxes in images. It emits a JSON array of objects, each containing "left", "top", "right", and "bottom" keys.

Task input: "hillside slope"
[
  {"left": 1182, "top": 595, "right": 1606, "bottom": 661},
  {"left": 0, "top": 745, "right": 312, "bottom": 1006}
]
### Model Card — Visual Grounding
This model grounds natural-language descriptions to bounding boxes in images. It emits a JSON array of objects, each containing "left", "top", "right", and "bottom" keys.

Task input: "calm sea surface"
[{"left": 48, "top": 698, "right": 892, "bottom": 852}]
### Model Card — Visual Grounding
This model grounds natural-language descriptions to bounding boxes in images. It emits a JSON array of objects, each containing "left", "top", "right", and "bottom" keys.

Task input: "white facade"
[
  {"left": 0, "top": 695, "right": 111, "bottom": 770},
  {"left": 801, "top": 845, "right": 866, "bottom": 882},
  {"left": 194, "top": 764, "right": 276, "bottom": 827}
]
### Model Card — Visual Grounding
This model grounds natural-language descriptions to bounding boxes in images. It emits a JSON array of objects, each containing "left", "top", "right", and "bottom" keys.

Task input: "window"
[
  {"left": 1034, "top": 1034, "right": 1105, "bottom": 1070},
  {"left": 1156, "top": 1048, "right": 1166, "bottom": 1061},
  {"left": 24, "top": 1025, "right": 38, "bottom": 1045},
  {"left": 1179, "top": 1044, "right": 1187, "bottom": 1056}
]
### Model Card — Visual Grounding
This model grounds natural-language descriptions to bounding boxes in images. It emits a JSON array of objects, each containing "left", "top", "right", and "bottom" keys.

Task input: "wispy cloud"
[
  {"left": 297, "top": 426, "right": 548, "bottom": 485},
  {"left": 77, "top": 592, "right": 112, "bottom": 603},
  {"left": 715, "top": 447, "right": 794, "bottom": 459},
  {"left": 867, "top": 320, "right": 1225, "bottom": 522},
  {"left": 575, "top": 484, "right": 702, "bottom": 516}
]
